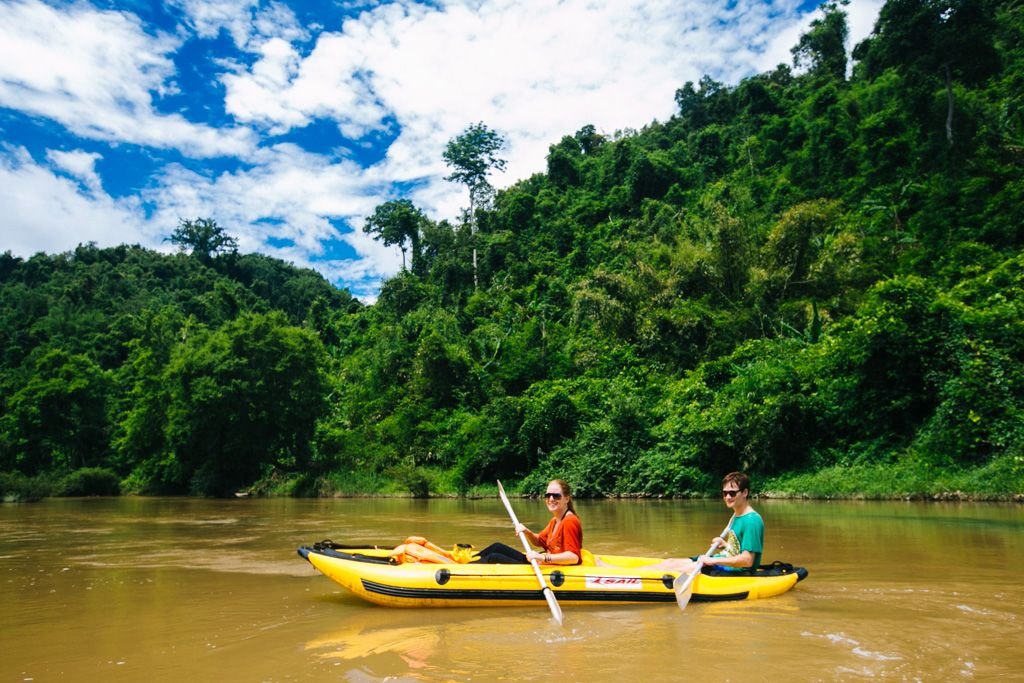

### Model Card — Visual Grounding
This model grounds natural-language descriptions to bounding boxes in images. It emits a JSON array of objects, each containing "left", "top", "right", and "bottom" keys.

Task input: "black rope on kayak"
[
  {"left": 764, "top": 560, "right": 795, "bottom": 572},
  {"left": 312, "top": 539, "right": 397, "bottom": 551},
  {"left": 304, "top": 541, "right": 397, "bottom": 565},
  {"left": 701, "top": 561, "right": 797, "bottom": 577}
]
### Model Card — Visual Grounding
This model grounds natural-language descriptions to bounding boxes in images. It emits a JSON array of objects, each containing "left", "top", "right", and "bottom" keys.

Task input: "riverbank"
[
  {"left": 263, "top": 455, "right": 1024, "bottom": 502},
  {"left": 4, "top": 454, "right": 1022, "bottom": 502},
  {"left": 760, "top": 454, "right": 1024, "bottom": 502}
]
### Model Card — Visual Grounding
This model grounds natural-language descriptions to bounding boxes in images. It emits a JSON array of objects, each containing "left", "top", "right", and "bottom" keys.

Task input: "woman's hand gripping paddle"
[
  {"left": 675, "top": 515, "right": 735, "bottom": 611},
  {"left": 497, "top": 480, "right": 564, "bottom": 625}
]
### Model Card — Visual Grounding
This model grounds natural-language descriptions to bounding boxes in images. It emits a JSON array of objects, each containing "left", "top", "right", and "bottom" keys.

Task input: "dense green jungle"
[{"left": 2, "top": 0, "right": 1023, "bottom": 502}]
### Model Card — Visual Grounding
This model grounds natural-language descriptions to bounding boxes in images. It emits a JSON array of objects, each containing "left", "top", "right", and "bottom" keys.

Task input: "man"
[{"left": 639, "top": 471, "right": 764, "bottom": 572}]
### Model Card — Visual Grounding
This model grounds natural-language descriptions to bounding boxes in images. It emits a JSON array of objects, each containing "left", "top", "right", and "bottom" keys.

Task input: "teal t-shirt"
[{"left": 713, "top": 510, "right": 764, "bottom": 568}]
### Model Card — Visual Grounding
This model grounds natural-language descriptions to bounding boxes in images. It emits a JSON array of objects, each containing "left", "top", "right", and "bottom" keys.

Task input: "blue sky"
[{"left": 0, "top": 0, "right": 883, "bottom": 301}]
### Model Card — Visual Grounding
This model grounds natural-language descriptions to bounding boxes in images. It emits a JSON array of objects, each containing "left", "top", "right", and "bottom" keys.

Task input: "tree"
[
  {"left": 2, "top": 349, "right": 110, "bottom": 474},
  {"left": 163, "top": 312, "right": 328, "bottom": 495},
  {"left": 112, "top": 306, "right": 183, "bottom": 477},
  {"left": 546, "top": 136, "right": 582, "bottom": 188},
  {"left": 792, "top": 1, "right": 850, "bottom": 83},
  {"left": 674, "top": 76, "right": 733, "bottom": 129},
  {"left": 574, "top": 124, "right": 605, "bottom": 155},
  {"left": 363, "top": 200, "right": 428, "bottom": 275},
  {"left": 443, "top": 122, "right": 507, "bottom": 288},
  {"left": 166, "top": 218, "right": 239, "bottom": 264}
]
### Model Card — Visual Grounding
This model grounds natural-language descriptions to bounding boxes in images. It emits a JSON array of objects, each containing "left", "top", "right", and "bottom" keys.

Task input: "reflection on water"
[{"left": 1, "top": 497, "right": 1023, "bottom": 681}]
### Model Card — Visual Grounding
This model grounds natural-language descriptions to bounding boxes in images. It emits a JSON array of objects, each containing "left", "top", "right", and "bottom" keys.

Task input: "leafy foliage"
[
  {"left": 58, "top": 467, "right": 121, "bottom": 496},
  {"left": 0, "top": 242, "right": 345, "bottom": 496},
  {"left": 3, "top": 0, "right": 1024, "bottom": 497}
]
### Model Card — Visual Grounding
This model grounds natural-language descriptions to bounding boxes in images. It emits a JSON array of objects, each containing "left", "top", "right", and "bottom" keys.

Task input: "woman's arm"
[
  {"left": 515, "top": 522, "right": 541, "bottom": 547},
  {"left": 525, "top": 549, "right": 579, "bottom": 565}
]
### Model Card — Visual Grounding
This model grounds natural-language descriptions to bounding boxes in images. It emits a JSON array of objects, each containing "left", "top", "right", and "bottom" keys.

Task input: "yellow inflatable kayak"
[{"left": 297, "top": 541, "right": 808, "bottom": 608}]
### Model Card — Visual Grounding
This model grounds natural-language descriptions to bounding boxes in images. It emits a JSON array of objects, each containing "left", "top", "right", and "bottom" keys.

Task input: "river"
[{"left": 2, "top": 496, "right": 1022, "bottom": 681}]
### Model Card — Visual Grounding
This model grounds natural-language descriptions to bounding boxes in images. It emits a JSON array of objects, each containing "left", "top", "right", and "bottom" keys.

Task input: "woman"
[{"left": 474, "top": 479, "right": 583, "bottom": 565}]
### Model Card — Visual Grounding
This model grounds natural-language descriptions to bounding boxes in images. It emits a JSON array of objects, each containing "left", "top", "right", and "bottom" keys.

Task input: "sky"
[{"left": 0, "top": 0, "right": 884, "bottom": 301}]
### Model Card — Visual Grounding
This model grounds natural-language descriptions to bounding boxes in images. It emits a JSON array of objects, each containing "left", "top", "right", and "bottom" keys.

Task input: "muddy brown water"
[{"left": 2, "top": 497, "right": 1022, "bottom": 681}]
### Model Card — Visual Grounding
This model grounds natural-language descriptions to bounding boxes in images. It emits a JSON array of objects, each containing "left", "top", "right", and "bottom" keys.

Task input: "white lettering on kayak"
[{"left": 585, "top": 576, "right": 643, "bottom": 590}]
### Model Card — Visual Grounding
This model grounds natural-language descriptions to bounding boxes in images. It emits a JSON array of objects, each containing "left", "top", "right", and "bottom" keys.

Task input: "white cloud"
[
  {"left": 0, "top": 0, "right": 253, "bottom": 157},
  {"left": 46, "top": 150, "right": 104, "bottom": 194},
  {"left": 170, "top": 0, "right": 309, "bottom": 49},
  {"left": 0, "top": 146, "right": 154, "bottom": 256},
  {"left": 171, "top": 0, "right": 255, "bottom": 45},
  {"left": 220, "top": 0, "right": 830, "bottom": 193}
]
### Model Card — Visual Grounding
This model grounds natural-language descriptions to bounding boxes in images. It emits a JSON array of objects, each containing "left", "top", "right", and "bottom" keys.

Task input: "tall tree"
[
  {"left": 166, "top": 218, "right": 239, "bottom": 264},
  {"left": 443, "top": 122, "right": 507, "bottom": 288},
  {"left": 363, "top": 200, "right": 427, "bottom": 275}
]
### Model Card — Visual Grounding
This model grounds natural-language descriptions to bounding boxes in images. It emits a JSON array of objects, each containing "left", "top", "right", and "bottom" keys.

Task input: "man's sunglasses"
[
  {"left": 543, "top": 492, "right": 563, "bottom": 500},
  {"left": 722, "top": 489, "right": 742, "bottom": 497}
]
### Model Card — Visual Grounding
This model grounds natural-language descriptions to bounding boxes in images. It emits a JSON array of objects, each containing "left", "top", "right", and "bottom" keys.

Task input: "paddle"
[
  {"left": 497, "top": 480, "right": 564, "bottom": 625},
  {"left": 674, "top": 515, "right": 735, "bottom": 611}
]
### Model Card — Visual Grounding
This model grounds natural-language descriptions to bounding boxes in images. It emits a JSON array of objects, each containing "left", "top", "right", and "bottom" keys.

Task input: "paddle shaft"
[
  {"left": 497, "top": 480, "right": 564, "bottom": 625},
  {"left": 675, "top": 515, "right": 735, "bottom": 608}
]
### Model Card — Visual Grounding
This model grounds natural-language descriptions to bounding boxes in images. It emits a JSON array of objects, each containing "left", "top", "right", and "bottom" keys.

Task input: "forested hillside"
[{"left": 2, "top": 0, "right": 1022, "bottom": 499}]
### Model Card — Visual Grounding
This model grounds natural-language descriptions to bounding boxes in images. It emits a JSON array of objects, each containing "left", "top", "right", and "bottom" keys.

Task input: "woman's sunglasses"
[
  {"left": 543, "top": 492, "right": 563, "bottom": 500},
  {"left": 722, "top": 489, "right": 742, "bottom": 497}
]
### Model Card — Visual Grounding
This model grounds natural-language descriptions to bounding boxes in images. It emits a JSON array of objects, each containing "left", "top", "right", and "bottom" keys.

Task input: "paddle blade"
[
  {"left": 544, "top": 588, "right": 564, "bottom": 625},
  {"left": 674, "top": 570, "right": 698, "bottom": 611}
]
